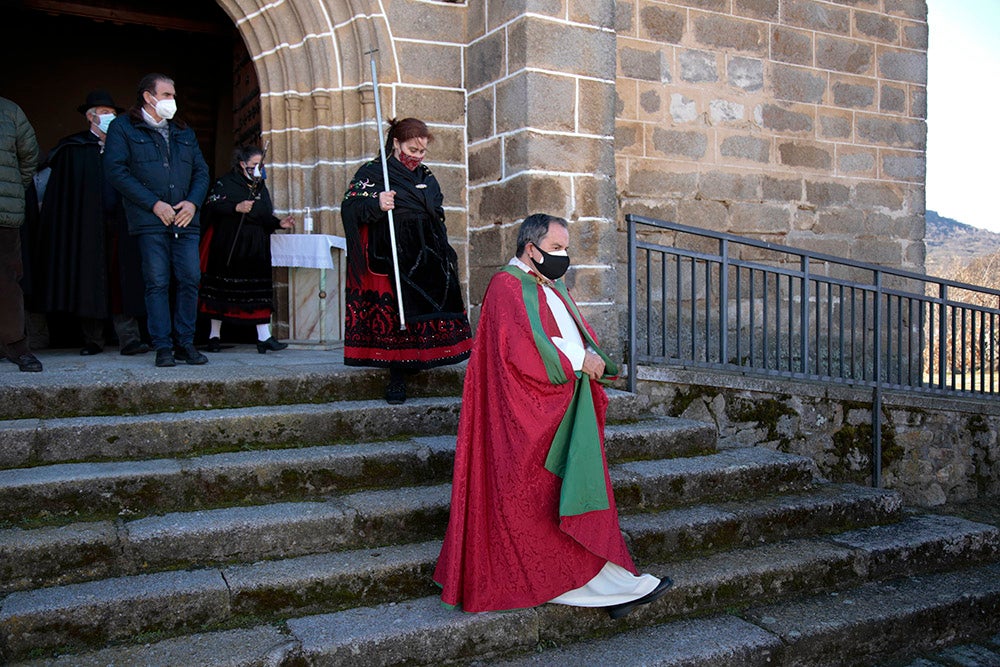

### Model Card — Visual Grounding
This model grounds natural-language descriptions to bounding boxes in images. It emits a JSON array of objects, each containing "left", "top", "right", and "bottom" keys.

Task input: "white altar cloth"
[{"left": 270, "top": 234, "right": 347, "bottom": 270}]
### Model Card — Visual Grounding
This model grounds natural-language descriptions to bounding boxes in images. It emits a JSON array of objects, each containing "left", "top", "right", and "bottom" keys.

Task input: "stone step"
[
  {"left": 0, "top": 415, "right": 714, "bottom": 525},
  {"left": 0, "top": 389, "right": 659, "bottom": 470},
  {"left": 0, "top": 448, "right": 816, "bottom": 590},
  {"left": 621, "top": 482, "right": 905, "bottom": 562},
  {"left": 610, "top": 446, "right": 815, "bottom": 510},
  {"left": 0, "top": 357, "right": 467, "bottom": 422},
  {"left": 742, "top": 561, "right": 1000, "bottom": 666},
  {"left": 488, "top": 563, "right": 1000, "bottom": 666},
  {"left": 8, "top": 523, "right": 996, "bottom": 665},
  {"left": 0, "top": 398, "right": 461, "bottom": 469}
]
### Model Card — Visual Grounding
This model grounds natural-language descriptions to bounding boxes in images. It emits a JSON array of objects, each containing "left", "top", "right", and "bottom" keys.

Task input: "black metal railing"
[{"left": 627, "top": 214, "right": 1000, "bottom": 486}]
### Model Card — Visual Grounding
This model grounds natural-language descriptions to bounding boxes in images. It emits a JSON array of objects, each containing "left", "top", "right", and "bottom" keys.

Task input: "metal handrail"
[{"left": 627, "top": 214, "right": 1000, "bottom": 486}]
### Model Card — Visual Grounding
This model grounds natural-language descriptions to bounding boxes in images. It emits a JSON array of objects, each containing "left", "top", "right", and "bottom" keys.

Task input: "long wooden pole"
[{"left": 367, "top": 49, "right": 407, "bottom": 330}]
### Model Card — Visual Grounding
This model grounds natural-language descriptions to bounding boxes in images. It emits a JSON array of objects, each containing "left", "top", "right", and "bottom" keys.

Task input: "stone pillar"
[{"left": 468, "top": 1, "right": 622, "bottom": 349}]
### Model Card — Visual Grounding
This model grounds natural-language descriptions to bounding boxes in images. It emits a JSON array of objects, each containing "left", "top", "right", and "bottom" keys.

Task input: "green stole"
[{"left": 501, "top": 265, "right": 619, "bottom": 517}]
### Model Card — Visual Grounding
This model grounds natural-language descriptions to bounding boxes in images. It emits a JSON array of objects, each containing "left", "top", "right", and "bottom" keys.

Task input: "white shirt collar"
[{"left": 141, "top": 108, "right": 168, "bottom": 128}]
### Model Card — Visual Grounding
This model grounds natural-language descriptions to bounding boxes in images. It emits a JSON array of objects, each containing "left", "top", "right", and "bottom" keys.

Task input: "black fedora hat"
[{"left": 77, "top": 90, "right": 124, "bottom": 114}]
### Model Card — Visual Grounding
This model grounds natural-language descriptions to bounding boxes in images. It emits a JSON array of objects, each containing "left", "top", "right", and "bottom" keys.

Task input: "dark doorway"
[
  {"left": 3, "top": 0, "right": 258, "bottom": 180},
  {"left": 4, "top": 0, "right": 262, "bottom": 348}
]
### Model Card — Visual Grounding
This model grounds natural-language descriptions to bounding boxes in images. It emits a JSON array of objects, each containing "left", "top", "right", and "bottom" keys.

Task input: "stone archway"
[{"left": 213, "top": 0, "right": 401, "bottom": 236}]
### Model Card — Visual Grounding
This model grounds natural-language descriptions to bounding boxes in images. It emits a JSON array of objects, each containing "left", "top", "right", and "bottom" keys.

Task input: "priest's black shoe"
[
  {"left": 606, "top": 576, "right": 673, "bottom": 620},
  {"left": 256, "top": 337, "right": 288, "bottom": 354},
  {"left": 174, "top": 344, "right": 208, "bottom": 365},
  {"left": 80, "top": 343, "right": 103, "bottom": 356},
  {"left": 206, "top": 337, "right": 222, "bottom": 353},
  {"left": 10, "top": 353, "right": 43, "bottom": 372}
]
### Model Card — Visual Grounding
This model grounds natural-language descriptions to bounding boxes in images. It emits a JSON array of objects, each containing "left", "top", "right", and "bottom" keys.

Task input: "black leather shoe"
[
  {"left": 174, "top": 344, "right": 208, "bottom": 365},
  {"left": 11, "top": 353, "right": 43, "bottom": 372},
  {"left": 120, "top": 341, "right": 151, "bottom": 356},
  {"left": 206, "top": 337, "right": 222, "bottom": 353},
  {"left": 80, "top": 343, "right": 103, "bottom": 356},
  {"left": 385, "top": 378, "right": 406, "bottom": 405},
  {"left": 606, "top": 577, "right": 673, "bottom": 620},
  {"left": 256, "top": 336, "right": 288, "bottom": 354},
  {"left": 155, "top": 348, "right": 176, "bottom": 367}
]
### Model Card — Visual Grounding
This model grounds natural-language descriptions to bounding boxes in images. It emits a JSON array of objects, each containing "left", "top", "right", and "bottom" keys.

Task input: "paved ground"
[{"left": 0, "top": 342, "right": 351, "bottom": 387}]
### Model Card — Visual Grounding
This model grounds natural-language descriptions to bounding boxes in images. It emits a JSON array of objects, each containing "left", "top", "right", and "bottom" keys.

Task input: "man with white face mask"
[
  {"left": 32, "top": 90, "right": 149, "bottom": 357},
  {"left": 104, "top": 73, "right": 210, "bottom": 368}
]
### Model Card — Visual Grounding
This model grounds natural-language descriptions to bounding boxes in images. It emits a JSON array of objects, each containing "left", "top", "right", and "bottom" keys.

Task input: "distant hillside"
[{"left": 924, "top": 210, "right": 1000, "bottom": 277}]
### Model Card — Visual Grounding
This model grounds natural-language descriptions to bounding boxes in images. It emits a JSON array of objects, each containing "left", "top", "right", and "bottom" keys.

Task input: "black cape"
[{"left": 34, "top": 130, "right": 144, "bottom": 318}]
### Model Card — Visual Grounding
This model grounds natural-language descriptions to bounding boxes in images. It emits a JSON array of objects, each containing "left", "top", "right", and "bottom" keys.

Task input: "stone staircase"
[{"left": 0, "top": 352, "right": 998, "bottom": 666}]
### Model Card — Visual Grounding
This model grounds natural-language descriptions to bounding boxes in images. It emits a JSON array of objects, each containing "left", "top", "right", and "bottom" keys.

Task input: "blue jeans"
[{"left": 137, "top": 231, "right": 201, "bottom": 350}]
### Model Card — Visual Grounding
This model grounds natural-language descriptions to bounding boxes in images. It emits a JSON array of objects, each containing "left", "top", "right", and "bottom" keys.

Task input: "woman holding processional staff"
[{"left": 340, "top": 118, "right": 472, "bottom": 404}]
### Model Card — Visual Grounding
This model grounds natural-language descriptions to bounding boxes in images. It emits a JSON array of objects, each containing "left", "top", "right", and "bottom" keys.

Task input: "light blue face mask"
[{"left": 97, "top": 113, "right": 115, "bottom": 134}]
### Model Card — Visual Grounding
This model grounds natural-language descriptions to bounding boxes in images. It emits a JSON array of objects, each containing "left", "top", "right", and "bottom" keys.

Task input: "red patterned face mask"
[{"left": 399, "top": 153, "right": 423, "bottom": 171}]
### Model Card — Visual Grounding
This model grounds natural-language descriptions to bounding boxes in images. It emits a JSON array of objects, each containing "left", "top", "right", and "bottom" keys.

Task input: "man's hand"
[
  {"left": 173, "top": 201, "right": 197, "bottom": 227},
  {"left": 152, "top": 200, "right": 175, "bottom": 226},
  {"left": 581, "top": 350, "right": 606, "bottom": 380},
  {"left": 235, "top": 200, "right": 254, "bottom": 214}
]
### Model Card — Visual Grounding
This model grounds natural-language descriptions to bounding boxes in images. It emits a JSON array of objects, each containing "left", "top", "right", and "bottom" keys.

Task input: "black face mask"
[{"left": 532, "top": 244, "right": 570, "bottom": 281}]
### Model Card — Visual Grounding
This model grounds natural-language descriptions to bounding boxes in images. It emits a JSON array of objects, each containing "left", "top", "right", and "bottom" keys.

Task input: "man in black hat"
[{"left": 32, "top": 89, "right": 149, "bottom": 356}]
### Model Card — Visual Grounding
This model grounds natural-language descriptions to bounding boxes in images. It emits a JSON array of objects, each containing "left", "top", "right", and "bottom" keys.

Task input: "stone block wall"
[
  {"left": 225, "top": 0, "right": 929, "bottom": 354},
  {"left": 616, "top": 0, "right": 928, "bottom": 276},
  {"left": 466, "top": 0, "right": 620, "bottom": 331},
  {"left": 640, "top": 367, "right": 1000, "bottom": 508}
]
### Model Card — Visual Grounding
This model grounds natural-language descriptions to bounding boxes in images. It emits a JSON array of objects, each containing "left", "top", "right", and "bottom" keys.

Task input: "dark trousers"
[
  {"left": 137, "top": 231, "right": 200, "bottom": 350},
  {"left": 0, "top": 226, "right": 28, "bottom": 353},
  {"left": 80, "top": 314, "right": 142, "bottom": 349}
]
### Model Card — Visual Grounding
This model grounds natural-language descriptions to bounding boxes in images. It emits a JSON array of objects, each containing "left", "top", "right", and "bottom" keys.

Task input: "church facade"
[{"left": 217, "top": 0, "right": 926, "bottom": 343}]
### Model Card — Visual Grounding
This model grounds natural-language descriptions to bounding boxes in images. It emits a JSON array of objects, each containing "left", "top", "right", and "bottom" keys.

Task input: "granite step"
[
  {"left": 0, "top": 447, "right": 817, "bottom": 590},
  {"left": 0, "top": 389, "right": 658, "bottom": 469},
  {"left": 621, "top": 482, "right": 904, "bottom": 562},
  {"left": 0, "top": 483, "right": 900, "bottom": 594},
  {"left": 742, "top": 562, "right": 1000, "bottom": 666},
  {"left": 0, "top": 415, "right": 714, "bottom": 525},
  {"left": 3, "top": 515, "right": 996, "bottom": 663},
  {"left": 0, "top": 358, "right": 467, "bottom": 422},
  {"left": 488, "top": 563, "right": 1000, "bottom": 666}
]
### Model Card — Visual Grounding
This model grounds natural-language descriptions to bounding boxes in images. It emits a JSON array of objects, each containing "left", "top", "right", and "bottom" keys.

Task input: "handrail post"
[
  {"left": 873, "top": 270, "right": 883, "bottom": 488},
  {"left": 627, "top": 215, "right": 637, "bottom": 393},
  {"left": 938, "top": 284, "right": 947, "bottom": 389},
  {"left": 720, "top": 238, "right": 729, "bottom": 365},
  {"left": 801, "top": 255, "right": 810, "bottom": 374}
]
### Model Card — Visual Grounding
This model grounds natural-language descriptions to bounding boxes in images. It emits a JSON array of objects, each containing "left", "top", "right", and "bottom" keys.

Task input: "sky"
[{"left": 925, "top": 0, "right": 1000, "bottom": 232}]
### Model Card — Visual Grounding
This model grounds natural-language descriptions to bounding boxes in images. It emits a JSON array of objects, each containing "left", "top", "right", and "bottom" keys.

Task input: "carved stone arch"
[{"left": 211, "top": 0, "right": 400, "bottom": 231}]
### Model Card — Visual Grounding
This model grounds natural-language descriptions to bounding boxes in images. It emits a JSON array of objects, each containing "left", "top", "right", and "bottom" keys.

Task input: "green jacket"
[{"left": 0, "top": 96, "right": 39, "bottom": 228}]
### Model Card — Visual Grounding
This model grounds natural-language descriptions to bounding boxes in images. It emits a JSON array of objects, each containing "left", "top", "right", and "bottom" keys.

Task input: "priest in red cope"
[{"left": 433, "top": 213, "right": 672, "bottom": 619}]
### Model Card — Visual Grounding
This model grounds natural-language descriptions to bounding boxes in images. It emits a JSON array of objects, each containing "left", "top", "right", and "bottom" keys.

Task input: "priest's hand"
[
  {"left": 279, "top": 215, "right": 295, "bottom": 230},
  {"left": 582, "top": 350, "right": 605, "bottom": 380},
  {"left": 236, "top": 200, "right": 254, "bottom": 214}
]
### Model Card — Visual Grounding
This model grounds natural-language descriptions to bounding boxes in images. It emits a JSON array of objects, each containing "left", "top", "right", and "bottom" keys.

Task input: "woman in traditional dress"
[
  {"left": 199, "top": 145, "right": 293, "bottom": 353},
  {"left": 341, "top": 118, "right": 472, "bottom": 403}
]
